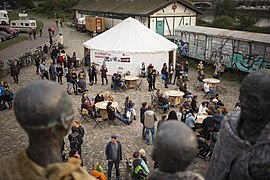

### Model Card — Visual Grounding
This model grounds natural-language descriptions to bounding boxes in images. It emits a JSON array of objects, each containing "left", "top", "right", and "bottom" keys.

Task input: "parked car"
[
  {"left": 0, "top": 25, "right": 19, "bottom": 37},
  {"left": 0, "top": 34, "right": 7, "bottom": 42},
  {"left": 0, "top": 31, "right": 13, "bottom": 39}
]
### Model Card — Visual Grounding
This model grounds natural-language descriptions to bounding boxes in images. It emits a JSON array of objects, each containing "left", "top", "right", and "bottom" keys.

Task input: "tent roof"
[{"left": 83, "top": 17, "right": 177, "bottom": 54}]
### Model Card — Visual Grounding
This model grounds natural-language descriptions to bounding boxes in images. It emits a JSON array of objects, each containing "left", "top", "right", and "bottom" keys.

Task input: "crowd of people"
[{"left": 2, "top": 24, "right": 270, "bottom": 180}]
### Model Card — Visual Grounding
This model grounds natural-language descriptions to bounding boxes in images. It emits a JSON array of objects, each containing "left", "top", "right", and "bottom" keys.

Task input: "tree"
[
  {"left": 214, "top": 0, "right": 236, "bottom": 18},
  {"left": 236, "top": 13, "right": 258, "bottom": 29},
  {"left": 211, "top": 15, "right": 235, "bottom": 29}
]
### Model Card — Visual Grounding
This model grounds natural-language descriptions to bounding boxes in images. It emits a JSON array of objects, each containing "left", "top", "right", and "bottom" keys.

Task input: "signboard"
[{"left": 93, "top": 51, "right": 131, "bottom": 63}]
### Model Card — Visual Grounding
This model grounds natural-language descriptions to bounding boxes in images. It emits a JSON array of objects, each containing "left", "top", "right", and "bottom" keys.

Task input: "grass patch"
[
  {"left": 0, "top": 36, "right": 29, "bottom": 50},
  {"left": 8, "top": 11, "right": 19, "bottom": 21}
]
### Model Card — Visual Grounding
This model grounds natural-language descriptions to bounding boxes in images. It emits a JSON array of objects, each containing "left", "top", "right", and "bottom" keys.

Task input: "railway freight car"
[{"left": 175, "top": 25, "right": 270, "bottom": 73}]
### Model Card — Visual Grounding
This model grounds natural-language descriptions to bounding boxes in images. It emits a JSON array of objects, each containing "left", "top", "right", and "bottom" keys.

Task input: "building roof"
[
  {"left": 175, "top": 25, "right": 270, "bottom": 44},
  {"left": 73, "top": 0, "right": 202, "bottom": 17},
  {"left": 83, "top": 17, "right": 177, "bottom": 53}
]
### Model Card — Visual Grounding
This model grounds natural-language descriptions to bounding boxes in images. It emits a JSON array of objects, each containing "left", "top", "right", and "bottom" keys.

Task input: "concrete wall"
[{"left": 176, "top": 31, "right": 270, "bottom": 72}]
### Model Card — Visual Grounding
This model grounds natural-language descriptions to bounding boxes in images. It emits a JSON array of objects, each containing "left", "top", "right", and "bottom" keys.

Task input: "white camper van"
[
  {"left": 10, "top": 20, "right": 37, "bottom": 32},
  {"left": 0, "top": 10, "right": 9, "bottom": 25}
]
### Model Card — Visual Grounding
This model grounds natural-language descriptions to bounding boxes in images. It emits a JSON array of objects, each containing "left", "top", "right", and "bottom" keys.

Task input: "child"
[{"left": 91, "top": 162, "right": 108, "bottom": 180}]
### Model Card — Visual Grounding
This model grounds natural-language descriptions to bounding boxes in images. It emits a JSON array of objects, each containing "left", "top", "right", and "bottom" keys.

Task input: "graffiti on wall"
[
  {"left": 209, "top": 39, "right": 270, "bottom": 72},
  {"left": 177, "top": 31, "right": 270, "bottom": 73},
  {"left": 231, "top": 53, "right": 270, "bottom": 73}
]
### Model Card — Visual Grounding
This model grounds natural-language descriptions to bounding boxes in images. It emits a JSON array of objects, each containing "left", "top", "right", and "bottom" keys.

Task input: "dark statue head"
[
  {"left": 152, "top": 121, "right": 197, "bottom": 173},
  {"left": 14, "top": 80, "right": 74, "bottom": 133},
  {"left": 239, "top": 69, "right": 270, "bottom": 124}
]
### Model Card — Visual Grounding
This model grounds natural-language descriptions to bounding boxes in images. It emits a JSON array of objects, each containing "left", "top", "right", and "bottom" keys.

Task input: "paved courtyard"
[{"left": 0, "top": 24, "right": 241, "bottom": 178}]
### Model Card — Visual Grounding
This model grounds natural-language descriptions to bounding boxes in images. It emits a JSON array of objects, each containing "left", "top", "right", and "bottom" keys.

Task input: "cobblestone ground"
[{"left": 0, "top": 25, "right": 241, "bottom": 179}]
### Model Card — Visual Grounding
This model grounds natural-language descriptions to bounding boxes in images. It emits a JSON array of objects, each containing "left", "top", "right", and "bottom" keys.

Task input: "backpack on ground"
[{"left": 70, "top": 135, "right": 79, "bottom": 150}]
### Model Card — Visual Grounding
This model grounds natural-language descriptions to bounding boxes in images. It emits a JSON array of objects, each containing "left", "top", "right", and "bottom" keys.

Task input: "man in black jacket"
[
  {"left": 68, "top": 126, "right": 83, "bottom": 156},
  {"left": 106, "top": 135, "right": 122, "bottom": 180}
]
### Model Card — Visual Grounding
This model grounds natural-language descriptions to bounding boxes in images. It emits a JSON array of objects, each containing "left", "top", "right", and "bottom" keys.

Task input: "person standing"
[
  {"left": 100, "top": 62, "right": 108, "bottom": 85},
  {"left": 66, "top": 69, "right": 73, "bottom": 94},
  {"left": 28, "top": 29, "right": 32, "bottom": 40},
  {"left": 106, "top": 135, "right": 123, "bottom": 180},
  {"left": 144, "top": 105, "right": 157, "bottom": 145},
  {"left": 48, "top": 27, "right": 52, "bottom": 36},
  {"left": 71, "top": 69, "right": 78, "bottom": 93},
  {"left": 161, "top": 63, "right": 168, "bottom": 88},
  {"left": 147, "top": 69, "right": 153, "bottom": 92},
  {"left": 51, "top": 25, "right": 55, "bottom": 36},
  {"left": 168, "top": 63, "right": 174, "bottom": 84},
  {"left": 152, "top": 69, "right": 157, "bottom": 90},
  {"left": 33, "top": 29, "right": 37, "bottom": 40},
  {"left": 184, "top": 60, "right": 189, "bottom": 81},
  {"left": 49, "top": 62, "right": 57, "bottom": 82},
  {"left": 68, "top": 126, "right": 83, "bottom": 156},
  {"left": 39, "top": 29, "right": 42, "bottom": 37},
  {"left": 56, "top": 63, "right": 63, "bottom": 84},
  {"left": 72, "top": 52, "right": 77, "bottom": 69},
  {"left": 140, "top": 102, "right": 148, "bottom": 140},
  {"left": 88, "top": 64, "right": 94, "bottom": 85},
  {"left": 173, "top": 63, "right": 181, "bottom": 85},
  {"left": 11, "top": 61, "right": 20, "bottom": 84},
  {"left": 91, "top": 63, "right": 97, "bottom": 84}
]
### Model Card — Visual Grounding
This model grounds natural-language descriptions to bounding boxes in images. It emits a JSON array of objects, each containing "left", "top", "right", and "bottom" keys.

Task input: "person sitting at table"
[
  {"left": 208, "top": 98, "right": 218, "bottom": 115},
  {"left": 158, "top": 93, "right": 170, "bottom": 113},
  {"left": 191, "top": 95, "right": 198, "bottom": 113},
  {"left": 95, "top": 91, "right": 104, "bottom": 103},
  {"left": 106, "top": 101, "right": 131, "bottom": 125},
  {"left": 81, "top": 92, "right": 95, "bottom": 117},
  {"left": 198, "top": 101, "right": 209, "bottom": 114},
  {"left": 185, "top": 110, "right": 197, "bottom": 131},
  {"left": 179, "top": 95, "right": 190, "bottom": 110},
  {"left": 156, "top": 89, "right": 161, "bottom": 98},
  {"left": 179, "top": 82, "right": 191, "bottom": 96},
  {"left": 104, "top": 91, "right": 114, "bottom": 102},
  {"left": 214, "top": 93, "right": 225, "bottom": 107}
]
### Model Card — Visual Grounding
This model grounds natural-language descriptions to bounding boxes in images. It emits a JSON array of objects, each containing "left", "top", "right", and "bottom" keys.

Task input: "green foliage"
[
  {"left": 21, "top": 0, "right": 34, "bottom": 9},
  {"left": 214, "top": 0, "right": 236, "bottom": 18},
  {"left": 211, "top": 15, "right": 235, "bottom": 29},
  {"left": 36, "top": 0, "right": 80, "bottom": 20},
  {"left": 235, "top": 12, "right": 258, "bottom": 29},
  {"left": 8, "top": 11, "right": 19, "bottom": 21},
  {"left": 196, "top": 18, "right": 211, "bottom": 27}
]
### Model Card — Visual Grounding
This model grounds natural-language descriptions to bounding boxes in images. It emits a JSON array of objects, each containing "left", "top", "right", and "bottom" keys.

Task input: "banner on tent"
[{"left": 93, "top": 51, "right": 131, "bottom": 63}]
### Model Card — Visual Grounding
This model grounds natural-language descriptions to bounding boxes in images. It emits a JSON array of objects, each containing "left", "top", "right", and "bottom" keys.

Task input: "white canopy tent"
[{"left": 83, "top": 17, "right": 177, "bottom": 75}]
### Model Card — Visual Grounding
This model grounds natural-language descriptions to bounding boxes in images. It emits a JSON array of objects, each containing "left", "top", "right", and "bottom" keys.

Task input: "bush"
[{"left": 211, "top": 15, "right": 235, "bottom": 29}]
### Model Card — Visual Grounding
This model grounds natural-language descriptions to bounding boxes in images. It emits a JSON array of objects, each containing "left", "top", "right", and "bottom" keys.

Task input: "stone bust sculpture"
[
  {"left": 0, "top": 81, "right": 95, "bottom": 180},
  {"left": 206, "top": 69, "right": 270, "bottom": 180},
  {"left": 149, "top": 120, "right": 204, "bottom": 180}
]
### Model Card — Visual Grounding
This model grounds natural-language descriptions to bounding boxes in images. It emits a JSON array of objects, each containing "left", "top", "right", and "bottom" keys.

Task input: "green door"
[{"left": 156, "top": 20, "right": 164, "bottom": 36}]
